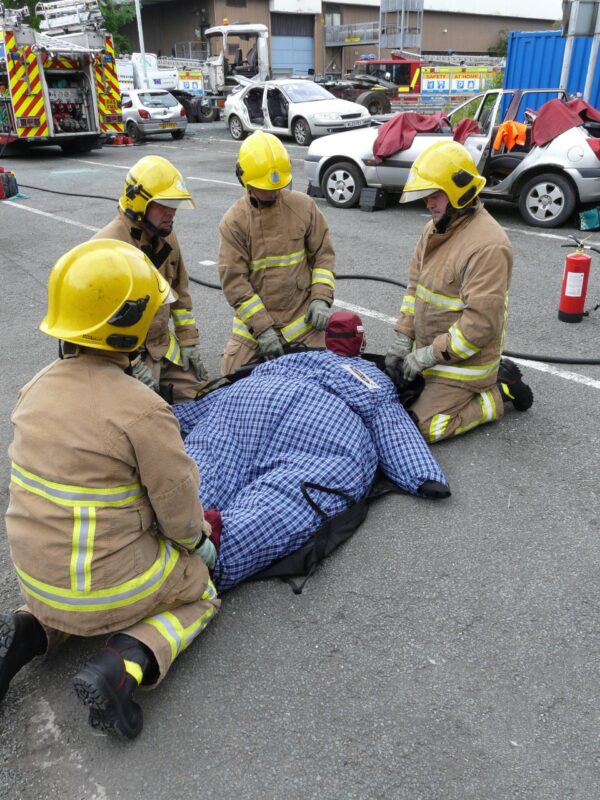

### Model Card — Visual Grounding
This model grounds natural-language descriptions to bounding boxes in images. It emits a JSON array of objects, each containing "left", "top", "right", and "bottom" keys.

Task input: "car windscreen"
[
  {"left": 138, "top": 92, "right": 178, "bottom": 108},
  {"left": 281, "top": 83, "right": 334, "bottom": 103}
]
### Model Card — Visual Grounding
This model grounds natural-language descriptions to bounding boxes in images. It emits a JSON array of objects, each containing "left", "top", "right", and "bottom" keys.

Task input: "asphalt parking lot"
[{"left": 1, "top": 121, "right": 599, "bottom": 800}]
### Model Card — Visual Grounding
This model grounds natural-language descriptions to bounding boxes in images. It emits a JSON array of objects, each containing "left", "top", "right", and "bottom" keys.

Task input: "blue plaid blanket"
[{"left": 173, "top": 351, "right": 447, "bottom": 591}]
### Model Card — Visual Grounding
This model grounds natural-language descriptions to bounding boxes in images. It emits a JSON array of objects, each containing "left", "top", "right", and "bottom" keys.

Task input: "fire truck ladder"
[{"left": 35, "top": 0, "right": 104, "bottom": 34}]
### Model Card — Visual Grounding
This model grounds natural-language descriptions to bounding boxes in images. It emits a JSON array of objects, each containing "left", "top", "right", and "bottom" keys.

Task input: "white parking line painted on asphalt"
[
  {"left": 72, "top": 158, "right": 240, "bottom": 186},
  {"left": 199, "top": 260, "right": 216, "bottom": 266},
  {"left": 185, "top": 176, "right": 239, "bottom": 186},
  {"left": 3, "top": 201, "right": 98, "bottom": 232}
]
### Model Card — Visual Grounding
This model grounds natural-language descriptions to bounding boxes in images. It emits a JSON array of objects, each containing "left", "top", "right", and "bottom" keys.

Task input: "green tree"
[
  {"left": 3, "top": 1, "right": 40, "bottom": 29},
  {"left": 489, "top": 29, "right": 509, "bottom": 57},
  {"left": 98, "top": 0, "right": 136, "bottom": 54}
]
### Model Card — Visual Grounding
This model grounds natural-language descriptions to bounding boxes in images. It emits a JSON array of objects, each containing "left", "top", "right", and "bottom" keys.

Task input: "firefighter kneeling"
[
  {"left": 1, "top": 240, "right": 220, "bottom": 739},
  {"left": 385, "top": 141, "right": 533, "bottom": 444}
]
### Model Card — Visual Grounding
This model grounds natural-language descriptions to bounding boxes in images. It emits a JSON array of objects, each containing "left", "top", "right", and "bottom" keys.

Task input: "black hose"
[
  {"left": 18, "top": 184, "right": 117, "bottom": 202},
  {"left": 189, "top": 272, "right": 600, "bottom": 366}
]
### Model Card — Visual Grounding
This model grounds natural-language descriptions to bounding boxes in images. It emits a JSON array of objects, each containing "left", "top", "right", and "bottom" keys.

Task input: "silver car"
[
  {"left": 224, "top": 79, "right": 371, "bottom": 146},
  {"left": 304, "top": 88, "right": 600, "bottom": 227},
  {"left": 121, "top": 89, "right": 188, "bottom": 143}
]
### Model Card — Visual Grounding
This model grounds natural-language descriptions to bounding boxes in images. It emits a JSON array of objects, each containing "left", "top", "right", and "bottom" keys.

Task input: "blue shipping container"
[{"left": 504, "top": 29, "right": 600, "bottom": 113}]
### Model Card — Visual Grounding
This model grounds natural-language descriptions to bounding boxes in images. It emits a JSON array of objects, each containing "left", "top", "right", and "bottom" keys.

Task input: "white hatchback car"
[
  {"left": 224, "top": 79, "right": 371, "bottom": 146},
  {"left": 121, "top": 89, "right": 188, "bottom": 142}
]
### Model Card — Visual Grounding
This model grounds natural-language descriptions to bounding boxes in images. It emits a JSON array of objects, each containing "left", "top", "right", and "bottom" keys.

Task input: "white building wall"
[{"left": 423, "top": 0, "right": 562, "bottom": 20}]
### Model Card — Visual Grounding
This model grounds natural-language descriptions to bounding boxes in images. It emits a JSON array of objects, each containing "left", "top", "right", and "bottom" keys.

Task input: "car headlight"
[{"left": 313, "top": 112, "right": 343, "bottom": 122}]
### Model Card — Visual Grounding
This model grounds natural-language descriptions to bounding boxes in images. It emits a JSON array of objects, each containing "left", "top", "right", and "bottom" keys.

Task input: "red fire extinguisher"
[{"left": 559, "top": 236, "right": 597, "bottom": 322}]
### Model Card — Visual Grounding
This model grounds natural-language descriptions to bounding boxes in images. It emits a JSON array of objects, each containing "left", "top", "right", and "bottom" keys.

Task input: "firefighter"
[
  {"left": 385, "top": 141, "right": 533, "bottom": 444},
  {"left": 218, "top": 130, "right": 336, "bottom": 375},
  {"left": 93, "top": 155, "right": 208, "bottom": 402},
  {"left": 0, "top": 240, "right": 220, "bottom": 739}
]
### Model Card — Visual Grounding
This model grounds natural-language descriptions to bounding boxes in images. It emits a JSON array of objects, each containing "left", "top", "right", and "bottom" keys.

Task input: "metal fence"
[
  {"left": 173, "top": 41, "right": 208, "bottom": 62},
  {"left": 324, "top": 22, "right": 379, "bottom": 47}
]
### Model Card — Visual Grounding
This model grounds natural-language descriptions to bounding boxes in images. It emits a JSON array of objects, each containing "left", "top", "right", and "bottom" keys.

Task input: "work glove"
[
  {"left": 256, "top": 326, "right": 285, "bottom": 360},
  {"left": 402, "top": 345, "right": 437, "bottom": 381},
  {"left": 131, "top": 359, "right": 160, "bottom": 393},
  {"left": 180, "top": 344, "right": 208, "bottom": 382},
  {"left": 196, "top": 537, "right": 217, "bottom": 571},
  {"left": 384, "top": 331, "right": 414, "bottom": 382},
  {"left": 304, "top": 299, "right": 331, "bottom": 331}
]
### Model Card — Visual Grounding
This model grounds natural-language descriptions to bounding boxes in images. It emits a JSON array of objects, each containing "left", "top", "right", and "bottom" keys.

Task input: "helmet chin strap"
[
  {"left": 248, "top": 187, "right": 277, "bottom": 208},
  {"left": 434, "top": 201, "right": 476, "bottom": 233},
  {"left": 142, "top": 216, "right": 172, "bottom": 237}
]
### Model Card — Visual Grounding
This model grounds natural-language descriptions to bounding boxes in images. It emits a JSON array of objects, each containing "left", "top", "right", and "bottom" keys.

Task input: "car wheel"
[
  {"left": 171, "top": 129, "right": 185, "bottom": 140},
  {"left": 356, "top": 91, "right": 391, "bottom": 116},
  {"left": 293, "top": 117, "right": 313, "bottom": 146},
  {"left": 198, "top": 103, "right": 218, "bottom": 123},
  {"left": 229, "top": 114, "right": 246, "bottom": 140},
  {"left": 518, "top": 172, "right": 576, "bottom": 228},
  {"left": 126, "top": 120, "right": 144, "bottom": 143},
  {"left": 321, "top": 161, "right": 365, "bottom": 209}
]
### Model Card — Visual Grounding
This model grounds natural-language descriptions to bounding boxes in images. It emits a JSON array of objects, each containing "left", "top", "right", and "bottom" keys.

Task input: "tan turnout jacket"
[
  {"left": 5, "top": 349, "right": 211, "bottom": 636},
  {"left": 93, "top": 210, "right": 199, "bottom": 363},
  {"left": 395, "top": 201, "right": 513, "bottom": 392},
  {"left": 218, "top": 189, "right": 335, "bottom": 343}
]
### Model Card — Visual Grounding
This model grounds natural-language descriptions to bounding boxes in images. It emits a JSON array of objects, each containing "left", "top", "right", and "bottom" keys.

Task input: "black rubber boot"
[
  {"left": 72, "top": 634, "right": 156, "bottom": 740},
  {"left": 0, "top": 612, "right": 47, "bottom": 703},
  {"left": 497, "top": 358, "right": 534, "bottom": 412},
  {"left": 418, "top": 480, "right": 451, "bottom": 499}
]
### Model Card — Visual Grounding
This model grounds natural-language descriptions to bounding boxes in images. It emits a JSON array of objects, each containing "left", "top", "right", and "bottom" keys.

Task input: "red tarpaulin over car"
[
  {"left": 373, "top": 112, "right": 451, "bottom": 163},
  {"left": 531, "top": 98, "right": 600, "bottom": 146}
]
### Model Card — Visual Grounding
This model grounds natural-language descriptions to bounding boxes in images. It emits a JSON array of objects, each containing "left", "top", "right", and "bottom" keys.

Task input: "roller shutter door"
[{"left": 271, "top": 13, "right": 314, "bottom": 76}]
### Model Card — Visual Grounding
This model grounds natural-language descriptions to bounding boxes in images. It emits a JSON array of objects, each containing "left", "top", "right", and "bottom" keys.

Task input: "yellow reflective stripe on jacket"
[
  {"left": 400, "top": 294, "right": 415, "bottom": 315},
  {"left": 12, "top": 462, "right": 151, "bottom": 597},
  {"left": 14, "top": 539, "right": 180, "bottom": 613},
  {"left": 236, "top": 294, "right": 266, "bottom": 324},
  {"left": 455, "top": 390, "right": 498, "bottom": 436},
  {"left": 176, "top": 532, "right": 203, "bottom": 550},
  {"left": 311, "top": 268, "right": 335, "bottom": 289},
  {"left": 11, "top": 463, "right": 145, "bottom": 508},
  {"left": 232, "top": 314, "right": 313, "bottom": 343},
  {"left": 164, "top": 330, "right": 183, "bottom": 365},
  {"left": 280, "top": 314, "right": 312, "bottom": 342},
  {"left": 142, "top": 582, "right": 217, "bottom": 660},
  {"left": 449, "top": 322, "right": 480, "bottom": 360},
  {"left": 232, "top": 317, "right": 258, "bottom": 342},
  {"left": 424, "top": 358, "right": 500, "bottom": 381},
  {"left": 416, "top": 283, "right": 465, "bottom": 312},
  {"left": 429, "top": 414, "right": 451, "bottom": 442},
  {"left": 171, "top": 308, "right": 196, "bottom": 327},
  {"left": 249, "top": 248, "right": 306, "bottom": 272}
]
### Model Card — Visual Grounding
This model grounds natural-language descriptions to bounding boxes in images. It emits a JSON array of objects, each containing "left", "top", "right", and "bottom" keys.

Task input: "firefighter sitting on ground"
[
  {"left": 385, "top": 141, "right": 533, "bottom": 444},
  {"left": 0, "top": 240, "right": 220, "bottom": 740},
  {"left": 218, "top": 130, "right": 336, "bottom": 375},
  {"left": 93, "top": 155, "right": 208, "bottom": 401}
]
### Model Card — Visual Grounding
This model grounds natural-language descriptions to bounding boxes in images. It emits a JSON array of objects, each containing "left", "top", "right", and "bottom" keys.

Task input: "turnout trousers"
[
  {"left": 145, "top": 356, "right": 208, "bottom": 402},
  {"left": 19, "top": 563, "right": 220, "bottom": 687},
  {"left": 220, "top": 328, "right": 325, "bottom": 376},
  {"left": 410, "top": 381, "right": 504, "bottom": 444}
]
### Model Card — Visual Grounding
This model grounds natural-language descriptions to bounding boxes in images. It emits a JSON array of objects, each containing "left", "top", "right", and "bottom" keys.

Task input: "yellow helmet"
[
  {"left": 119, "top": 155, "right": 195, "bottom": 221},
  {"left": 40, "top": 239, "right": 171, "bottom": 352},
  {"left": 235, "top": 131, "right": 292, "bottom": 191},
  {"left": 400, "top": 141, "right": 486, "bottom": 208}
]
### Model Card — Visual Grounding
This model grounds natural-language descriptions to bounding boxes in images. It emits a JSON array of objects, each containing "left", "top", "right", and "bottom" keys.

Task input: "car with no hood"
[{"left": 224, "top": 78, "right": 371, "bottom": 146}]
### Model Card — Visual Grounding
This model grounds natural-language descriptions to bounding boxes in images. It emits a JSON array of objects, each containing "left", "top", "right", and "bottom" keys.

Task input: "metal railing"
[
  {"left": 173, "top": 41, "right": 208, "bottom": 62},
  {"left": 324, "top": 22, "right": 380, "bottom": 47}
]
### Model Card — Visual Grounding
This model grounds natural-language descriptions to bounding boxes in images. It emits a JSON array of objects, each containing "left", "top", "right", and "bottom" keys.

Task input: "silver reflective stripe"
[
  {"left": 74, "top": 507, "right": 92, "bottom": 591},
  {"left": 416, "top": 284, "right": 465, "bottom": 311},
  {"left": 16, "top": 542, "right": 175, "bottom": 608},
  {"left": 11, "top": 464, "right": 143, "bottom": 505}
]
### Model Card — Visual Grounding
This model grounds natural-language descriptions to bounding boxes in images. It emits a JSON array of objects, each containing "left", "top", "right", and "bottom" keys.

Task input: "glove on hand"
[
  {"left": 402, "top": 345, "right": 437, "bottom": 381},
  {"left": 180, "top": 345, "right": 208, "bottom": 382},
  {"left": 257, "top": 327, "right": 285, "bottom": 360},
  {"left": 304, "top": 299, "right": 331, "bottom": 331},
  {"left": 385, "top": 330, "right": 414, "bottom": 374},
  {"left": 132, "top": 359, "right": 160, "bottom": 393},
  {"left": 196, "top": 537, "right": 217, "bottom": 571}
]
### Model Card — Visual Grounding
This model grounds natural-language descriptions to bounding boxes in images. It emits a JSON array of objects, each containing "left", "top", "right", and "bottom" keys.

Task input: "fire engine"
[{"left": 0, "top": 0, "right": 123, "bottom": 152}]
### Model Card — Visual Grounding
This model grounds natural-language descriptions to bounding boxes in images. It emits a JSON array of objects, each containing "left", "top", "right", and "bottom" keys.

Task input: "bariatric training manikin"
[
  {"left": 93, "top": 155, "right": 208, "bottom": 402},
  {"left": 1, "top": 240, "right": 220, "bottom": 740},
  {"left": 218, "top": 130, "right": 336, "bottom": 375},
  {"left": 385, "top": 141, "right": 533, "bottom": 443}
]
